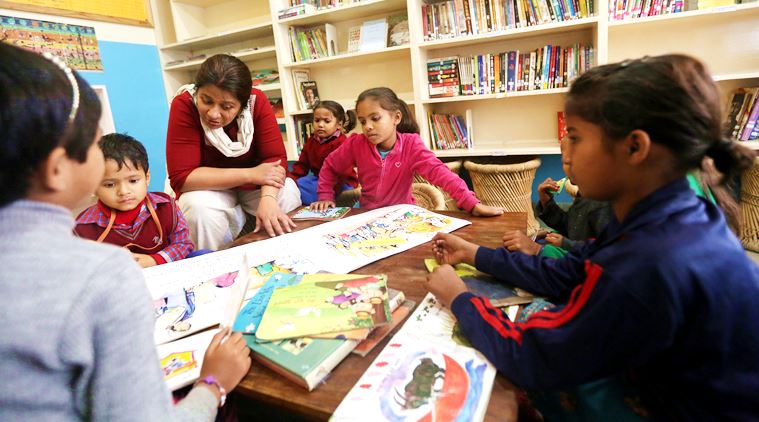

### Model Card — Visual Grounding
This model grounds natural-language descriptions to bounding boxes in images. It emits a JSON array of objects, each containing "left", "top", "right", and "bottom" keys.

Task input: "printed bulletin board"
[{"left": 0, "top": 0, "right": 151, "bottom": 27}]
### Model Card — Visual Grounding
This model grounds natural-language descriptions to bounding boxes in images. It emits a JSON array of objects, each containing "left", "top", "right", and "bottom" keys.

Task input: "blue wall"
[
  {"left": 80, "top": 40, "right": 168, "bottom": 192},
  {"left": 532, "top": 154, "right": 572, "bottom": 205}
]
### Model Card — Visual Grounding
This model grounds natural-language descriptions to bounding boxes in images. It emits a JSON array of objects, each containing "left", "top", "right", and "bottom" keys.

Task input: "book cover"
[
  {"left": 233, "top": 273, "right": 302, "bottom": 334},
  {"left": 245, "top": 334, "right": 358, "bottom": 391},
  {"left": 311, "top": 287, "right": 406, "bottom": 340},
  {"left": 351, "top": 299, "right": 415, "bottom": 356},
  {"left": 423, "top": 259, "right": 533, "bottom": 307},
  {"left": 292, "top": 206, "right": 351, "bottom": 221},
  {"left": 291, "top": 69, "right": 311, "bottom": 110},
  {"left": 256, "top": 274, "right": 391, "bottom": 341},
  {"left": 300, "top": 80, "right": 320, "bottom": 109},
  {"left": 347, "top": 25, "right": 361, "bottom": 53},
  {"left": 359, "top": 18, "right": 388, "bottom": 52},
  {"left": 157, "top": 328, "right": 218, "bottom": 391}
]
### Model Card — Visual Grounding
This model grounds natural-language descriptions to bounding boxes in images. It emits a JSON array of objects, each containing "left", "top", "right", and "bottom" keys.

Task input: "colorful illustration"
[
  {"left": 255, "top": 274, "right": 391, "bottom": 341},
  {"left": 292, "top": 206, "right": 351, "bottom": 221},
  {"left": 424, "top": 259, "right": 524, "bottom": 306},
  {"left": 156, "top": 329, "right": 218, "bottom": 391},
  {"left": 234, "top": 273, "right": 301, "bottom": 334}
]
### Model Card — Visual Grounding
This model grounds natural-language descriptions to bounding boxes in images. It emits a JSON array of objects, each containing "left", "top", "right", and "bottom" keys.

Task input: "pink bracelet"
[{"left": 194, "top": 375, "right": 226, "bottom": 407}]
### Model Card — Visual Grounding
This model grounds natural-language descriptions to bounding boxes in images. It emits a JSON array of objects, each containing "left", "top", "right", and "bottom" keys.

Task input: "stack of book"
[
  {"left": 428, "top": 112, "right": 471, "bottom": 150},
  {"left": 609, "top": 0, "right": 686, "bottom": 21},
  {"left": 428, "top": 57, "right": 460, "bottom": 98},
  {"left": 725, "top": 87, "right": 759, "bottom": 142},
  {"left": 288, "top": 24, "right": 337, "bottom": 62}
]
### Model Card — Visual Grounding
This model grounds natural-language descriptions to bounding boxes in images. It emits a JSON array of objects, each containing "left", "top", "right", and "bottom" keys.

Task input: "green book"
[{"left": 244, "top": 334, "right": 357, "bottom": 391}]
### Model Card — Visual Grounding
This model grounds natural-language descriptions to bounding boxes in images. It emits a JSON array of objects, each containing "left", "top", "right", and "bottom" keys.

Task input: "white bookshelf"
[{"left": 151, "top": 0, "right": 759, "bottom": 159}]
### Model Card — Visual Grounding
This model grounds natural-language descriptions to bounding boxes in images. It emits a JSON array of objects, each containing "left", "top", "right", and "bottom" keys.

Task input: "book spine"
[{"left": 302, "top": 340, "right": 358, "bottom": 391}]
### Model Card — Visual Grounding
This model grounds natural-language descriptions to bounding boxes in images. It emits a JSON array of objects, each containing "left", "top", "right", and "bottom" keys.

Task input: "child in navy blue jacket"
[{"left": 424, "top": 55, "right": 759, "bottom": 420}]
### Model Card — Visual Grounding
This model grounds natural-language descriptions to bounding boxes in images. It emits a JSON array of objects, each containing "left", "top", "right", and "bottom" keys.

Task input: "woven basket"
[
  {"left": 740, "top": 157, "right": 759, "bottom": 251},
  {"left": 464, "top": 158, "right": 542, "bottom": 234},
  {"left": 412, "top": 183, "right": 446, "bottom": 210},
  {"left": 413, "top": 160, "right": 463, "bottom": 210},
  {"left": 335, "top": 187, "right": 361, "bottom": 208}
]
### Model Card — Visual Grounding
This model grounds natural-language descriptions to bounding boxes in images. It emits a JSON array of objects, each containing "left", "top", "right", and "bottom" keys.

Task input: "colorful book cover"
[
  {"left": 311, "top": 287, "right": 406, "bottom": 340},
  {"left": 292, "top": 206, "right": 351, "bottom": 221},
  {"left": 256, "top": 275, "right": 391, "bottom": 341},
  {"left": 423, "top": 259, "right": 531, "bottom": 307},
  {"left": 245, "top": 334, "right": 357, "bottom": 391},
  {"left": 351, "top": 299, "right": 416, "bottom": 357},
  {"left": 156, "top": 329, "right": 218, "bottom": 391},
  {"left": 233, "top": 273, "right": 302, "bottom": 334}
]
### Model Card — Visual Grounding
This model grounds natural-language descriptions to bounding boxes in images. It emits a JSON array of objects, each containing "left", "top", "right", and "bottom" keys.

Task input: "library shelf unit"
[{"left": 151, "top": 0, "right": 759, "bottom": 160}]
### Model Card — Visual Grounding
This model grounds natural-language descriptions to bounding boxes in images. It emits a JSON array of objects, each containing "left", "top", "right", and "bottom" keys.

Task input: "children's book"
[
  {"left": 332, "top": 293, "right": 495, "bottom": 421},
  {"left": 300, "top": 80, "right": 320, "bottom": 109},
  {"left": 245, "top": 334, "right": 357, "bottom": 391},
  {"left": 157, "top": 328, "right": 218, "bottom": 391},
  {"left": 423, "top": 259, "right": 533, "bottom": 307},
  {"left": 351, "top": 299, "right": 415, "bottom": 357},
  {"left": 310, "top": 287, "right": 406, "bottom": 340},
  {"left": 359, "top": 18, "right": 388, "bottom": 51},
  {"left": 233, "top": 273, "right": 301, "bottom": 334},
  {"left": 256, "top": 274, "right": 391, "bottom": 341},
  {"left": 292, "top": 206, "right": 351, "bottom": 221},
  {"left": 548, "top": 177, "right": 568, "bottom": 194},
  {"left": 291, "top": 68, "right": 311, "bottom": 110}
]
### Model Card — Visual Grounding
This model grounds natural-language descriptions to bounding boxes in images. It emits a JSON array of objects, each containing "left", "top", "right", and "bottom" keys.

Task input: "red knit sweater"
[
  {"left": 166, "top": 88, "right": 287, "bottom": 197},
  {"left": 291, "top": 132, "right": 358, "bottom": 194}
]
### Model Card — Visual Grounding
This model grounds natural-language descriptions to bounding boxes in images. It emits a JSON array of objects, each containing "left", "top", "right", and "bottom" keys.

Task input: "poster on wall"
[
  {"left": 92, "top": 85, "right": 115, "bottom": 135},
  {"left": 0, "top": 15, "right": 103, "bottom": 70}
]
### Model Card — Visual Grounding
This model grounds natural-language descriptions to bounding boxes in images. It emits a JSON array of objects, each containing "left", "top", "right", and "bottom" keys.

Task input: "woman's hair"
[
  {"left": 313, "top": 100, "right": 357, "bottom": 132},
  {"left": 566, "top": 54, "right": 755, "bottom": 228},
  {"left": 194, "top": 54, "right": 252, "bottom": 110},
  {"left": 356, "top": 87, "right": 419, "bottom": 134},
  {"left": 0, "top": 43, "right": 101, "bottom": 207},
  {"left": 100, "top": 133, "right": 149, "bottom": 173}
]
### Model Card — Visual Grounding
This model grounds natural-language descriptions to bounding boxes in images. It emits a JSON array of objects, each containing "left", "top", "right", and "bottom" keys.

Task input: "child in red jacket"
[{"left": 291, "top": 100, "right": 358, "bottom": 205}]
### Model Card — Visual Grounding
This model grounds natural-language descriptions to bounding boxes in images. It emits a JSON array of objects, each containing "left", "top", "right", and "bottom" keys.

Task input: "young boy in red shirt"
[{"left": 75, "top": 133, "right": 195, "bottom": 267}]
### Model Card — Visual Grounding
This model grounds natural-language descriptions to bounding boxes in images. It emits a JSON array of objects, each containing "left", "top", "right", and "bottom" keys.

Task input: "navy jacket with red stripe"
[{"left": 451, "top": 178, "right": 759, "bottom": 419}]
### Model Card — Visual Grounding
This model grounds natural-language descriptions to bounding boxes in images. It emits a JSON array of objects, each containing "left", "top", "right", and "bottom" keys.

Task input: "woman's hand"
[
  {"left": 254, "top": 195, "right": 296, "bottom": 237},
  {"left": 310, "top": 200, "right": 336, "bottom": 212},
  {"left": 249, "top": 160, "right": 285, "bottom": 188},
  {"left": 471, "top": 203, "right": 504, "bottom": 217},
  {"left": 422, "top": 264, "right": 469, "bottom": 308},
  {"left": 502, "top": 230, "right": 542, "bottom": 255},
  {"left": 132, "top": 253, "right": 157, "bottom": 268},
  {"left": 545, "top": 232, "right": 564, "bottom": 247},
  {"left": 198, "top": 328, "right": 251, "bottom": 396},
  {"left": 538, "top": 177, "right": 560, "bottom": 205},
  {"left": 431, "top": 232, "right": 479, "bottom": 266}
]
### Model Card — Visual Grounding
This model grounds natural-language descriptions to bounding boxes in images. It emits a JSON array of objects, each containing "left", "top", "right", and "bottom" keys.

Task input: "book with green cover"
[
  {"left": 424, "top": 259, "right": 533, "bottom": 307},
  {"left": 244, "top": 334, "right": 357, "bottom": 391},
  {"left": 255, "top": 274, "right": 391, "bottom": 341}
]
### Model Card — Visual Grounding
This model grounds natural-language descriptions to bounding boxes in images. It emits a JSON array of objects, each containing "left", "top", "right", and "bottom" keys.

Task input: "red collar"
[{"left": 96, "top": 198, "right": 146, "bottom": 225}]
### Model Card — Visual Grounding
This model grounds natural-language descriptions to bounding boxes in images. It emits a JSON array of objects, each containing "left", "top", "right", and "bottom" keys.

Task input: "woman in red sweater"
[
  {"left": 291, "top": 100, "right": 359, "bottom": 205},
  {"left": 166, "top": 55, "right": 301, "bottom": 250}
]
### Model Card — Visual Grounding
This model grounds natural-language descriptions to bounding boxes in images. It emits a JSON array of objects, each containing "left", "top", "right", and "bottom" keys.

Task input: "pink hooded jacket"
[{"left": 317, "top": 132, "right": 480, "bottom": 211}]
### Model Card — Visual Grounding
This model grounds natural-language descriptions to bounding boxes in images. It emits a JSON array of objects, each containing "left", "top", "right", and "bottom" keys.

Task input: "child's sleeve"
[
  {"left": 290, "top": 140, "right": 311, "bottom": 180},
  {"left": 152, "top": 201, "right": 194, "bottom": 264},
  {"left": 450, "top": 261, "right": 678, "bottom": 390},
  {"left": 535, "top": 197, "right": 569, "bottom": 235},
  {"left": 411, "top": 137, "right": 479, "bottom": 211},
  {"left": 317, "top": 136, "right": 357, "bottom": 202}
]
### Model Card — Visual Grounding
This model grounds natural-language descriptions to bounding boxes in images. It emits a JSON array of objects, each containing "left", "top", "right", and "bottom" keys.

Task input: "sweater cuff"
[
  {"left": 474, "top": 246, "right": 497, "bottom": 275},
  {"left": 459, "top": 196, "right": 480, "bottom": 213},
  {"left": 151, "top": 253, "right": 167, "bottom": 265},
  {"left": 451, "top": 291, "right": 477, "bottom": 318}
]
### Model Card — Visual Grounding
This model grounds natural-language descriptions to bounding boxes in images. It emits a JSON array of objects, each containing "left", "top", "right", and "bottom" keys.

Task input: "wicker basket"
[
  {"left": 740, "top": 157, "right": 759, "bottom": 251},
  {"left": 335, "top": 187, "right": 361, "bottom": 208},
  {"left": 412, "top": 183, "right": 446, "bottom": 210},
  {"left": 464, "top": 158, "right": 542, "bottom": 234},
  {"left": 413, "top": 160, "right": 463, "bottom": 210}
]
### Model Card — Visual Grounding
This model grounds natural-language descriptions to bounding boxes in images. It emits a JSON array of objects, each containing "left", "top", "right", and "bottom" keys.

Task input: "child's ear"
[
  {"left": 624, "top": 130, "right": 651, "bottom": 165},
  {"left": 145, "top": 169, "right": 151, "bottom": 186},
  {"left": 393, "top": 110, "right": 402, "bottom": 125},
  {"left": 40, "top": 146, "right": 71, "bottom": 192}
]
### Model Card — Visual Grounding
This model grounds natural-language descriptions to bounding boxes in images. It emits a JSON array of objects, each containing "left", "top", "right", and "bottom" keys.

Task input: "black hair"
[
  {"left": 356, "top": 87, "right": 419, "bottom": 134},
  {"left": 99, "top": 133, "right": 149, "bottom": 173},
  {"left": 0, "top": 43, "right": 102, "bottom": 207},
  {"left": 194, "top": 54, "right": 252, "bottom": 111},
  {"left": 566, "top": 54, "right": 755, "bottom": 230},
  {"left": 313, "top": 100, "right": 356, "bottom": 132}
]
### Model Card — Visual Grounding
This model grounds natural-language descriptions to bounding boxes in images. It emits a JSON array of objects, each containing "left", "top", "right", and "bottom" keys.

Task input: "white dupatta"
[{"left": 175, "top": 84, "right": 255, "bottom": 158}]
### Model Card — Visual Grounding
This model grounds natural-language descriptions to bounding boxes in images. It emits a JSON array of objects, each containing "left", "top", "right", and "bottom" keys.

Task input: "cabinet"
[{"left": 152, "top": 0, "right": 759, "bottom": 161}]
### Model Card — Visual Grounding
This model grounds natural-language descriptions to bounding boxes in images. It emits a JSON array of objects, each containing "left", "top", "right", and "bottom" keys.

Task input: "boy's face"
[{"left": 96, "top": 159, "right": 150, "bottom": 212}]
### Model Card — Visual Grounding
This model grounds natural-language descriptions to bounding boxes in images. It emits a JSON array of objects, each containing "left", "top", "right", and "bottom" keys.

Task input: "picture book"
[
  {"left": 351, "top": 299, "right": 415, "bottom": 357},
  {"left": 347, "top": 25, "right": 361, "bottom": 52},
  {"left": 255, "top": 274, "right": 391, "bottom": 341},
  {"left": 157, "top": 328, "right": 218, "bottom": 391},
  {"left": 292, "top": 206, "right": 350, "bottom": 221},
  {"left": 310, "top": 287, "right": 406, "bottom": 340},
  {"left": 332, "top": 293, "right": 495, "bottom": 421},
  {"left": 301, "top": 80, "right": 320, "bottom": 109},
  {"left": 233, "top": 273, "right": 301, "bottom": 334},
  {"left": 359, "top": 18, "right": 388, "bottom": 51},
  {"left": 423, "top": 259, "right": 533, "bottom": 307},
  {"left": 291, "top": 69, "right": 311, "bottom": 109},
  {"left": 548, "top": 177, "right": 568, "bottom": 194},
  {"left": 245, "top": 334, "right": 358, "bottom": 391}
]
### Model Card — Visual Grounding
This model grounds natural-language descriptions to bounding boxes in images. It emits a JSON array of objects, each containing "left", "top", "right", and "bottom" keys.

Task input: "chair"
[
  {"left": 413, "top": 160, "right": 463, "bottom": 210},
  {"left": 412, "top": 183, "right": 446, "bottom": 210},
  {"left": 463, "top": 158, "right": 542, "bottom": 235},
  {"left": 740, "top": 157, "right": 759, "bottom": 252}
]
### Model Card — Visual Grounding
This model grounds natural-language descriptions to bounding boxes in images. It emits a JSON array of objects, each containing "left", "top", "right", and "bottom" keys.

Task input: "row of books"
[
  {"left": 288, "top": 24, "right": 337, "bottom": 62},
  {"left": 278, "top": 0, "right": 366, "bottom": 19},
  {"left": 725, "top": 87, "right": 759, "bottom": 142},
  {"left": 609, "top": 0, "right": 685, "bottom": 20},
  {"left": 295, "top": 118, "right": 315, "bottom": 155},
  {"left": 422, "top": 0, "right": 595, "bottom": 40},
  {"left": 428, "top": 112, "right": 473, "bottom": 150},
  {"left": 427, "top": 57, "right": 460, "bottom": 98},
  {"left": 428, "top": 43, "right": 594, "bottom": 97}
]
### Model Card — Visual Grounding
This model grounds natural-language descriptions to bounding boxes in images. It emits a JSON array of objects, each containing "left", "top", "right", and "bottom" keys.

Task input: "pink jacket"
[{"left": 317, "top": 132, "right": 480, "bottom": 211}]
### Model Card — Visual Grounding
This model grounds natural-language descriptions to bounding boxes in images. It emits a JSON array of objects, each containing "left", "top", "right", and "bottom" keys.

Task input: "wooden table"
[{"left": 229, "top": 209, "right": 526, "bottom": 421}]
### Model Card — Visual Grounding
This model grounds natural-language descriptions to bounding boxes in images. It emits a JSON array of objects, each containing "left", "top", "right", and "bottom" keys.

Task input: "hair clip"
[{"left": 42, "top": 52, "right": 80, "bottom": 124}]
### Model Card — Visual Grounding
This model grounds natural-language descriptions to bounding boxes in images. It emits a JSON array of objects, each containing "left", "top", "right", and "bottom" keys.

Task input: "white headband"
[{"left": 42, "top": 52, "right": 80, "bottom": 124}]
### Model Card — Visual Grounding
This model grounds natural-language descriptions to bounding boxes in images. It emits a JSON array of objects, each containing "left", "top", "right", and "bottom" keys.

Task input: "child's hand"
[
  {"left": 199, "top": 328, "right": 251, "bottom": 396},
  {"left": 250, "top": 160, "right": 286, "bottom": 189},
  {"left": 545, "top": 232, "right": 564, "bottom": 247},
  {"left": 471, "top": 203, "right": 504, "bottom": 217},
  {"left": 310, "top": 200, "right": 336, "bottom": 212},
  {"left": 431, "top": 232, "right": 478, "bottom": 266},
  {"left": 422, "top": 264, "right": 469, "bottom": 308},
  {"left": 502, "top": 230, "right": 542, "bottom": 255},
  {"left": 132, "top": 253, "right": 157, "bottom": 268},
  {"left": 534, "top": 229, "right": 549, "bottom": 240},
  {"left": 538, "top": 178, "right": 560, "bottom": 205}
]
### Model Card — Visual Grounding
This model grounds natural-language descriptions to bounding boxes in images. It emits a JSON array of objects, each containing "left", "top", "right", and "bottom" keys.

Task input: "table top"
[{"left": 229, "top": 208, "right": 526, "bottom": 421}]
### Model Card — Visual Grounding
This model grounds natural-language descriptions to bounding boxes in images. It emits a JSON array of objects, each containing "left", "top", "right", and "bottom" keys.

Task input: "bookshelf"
[{"left": 151, "top": 0, "right": 759, "bottom": 160}]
